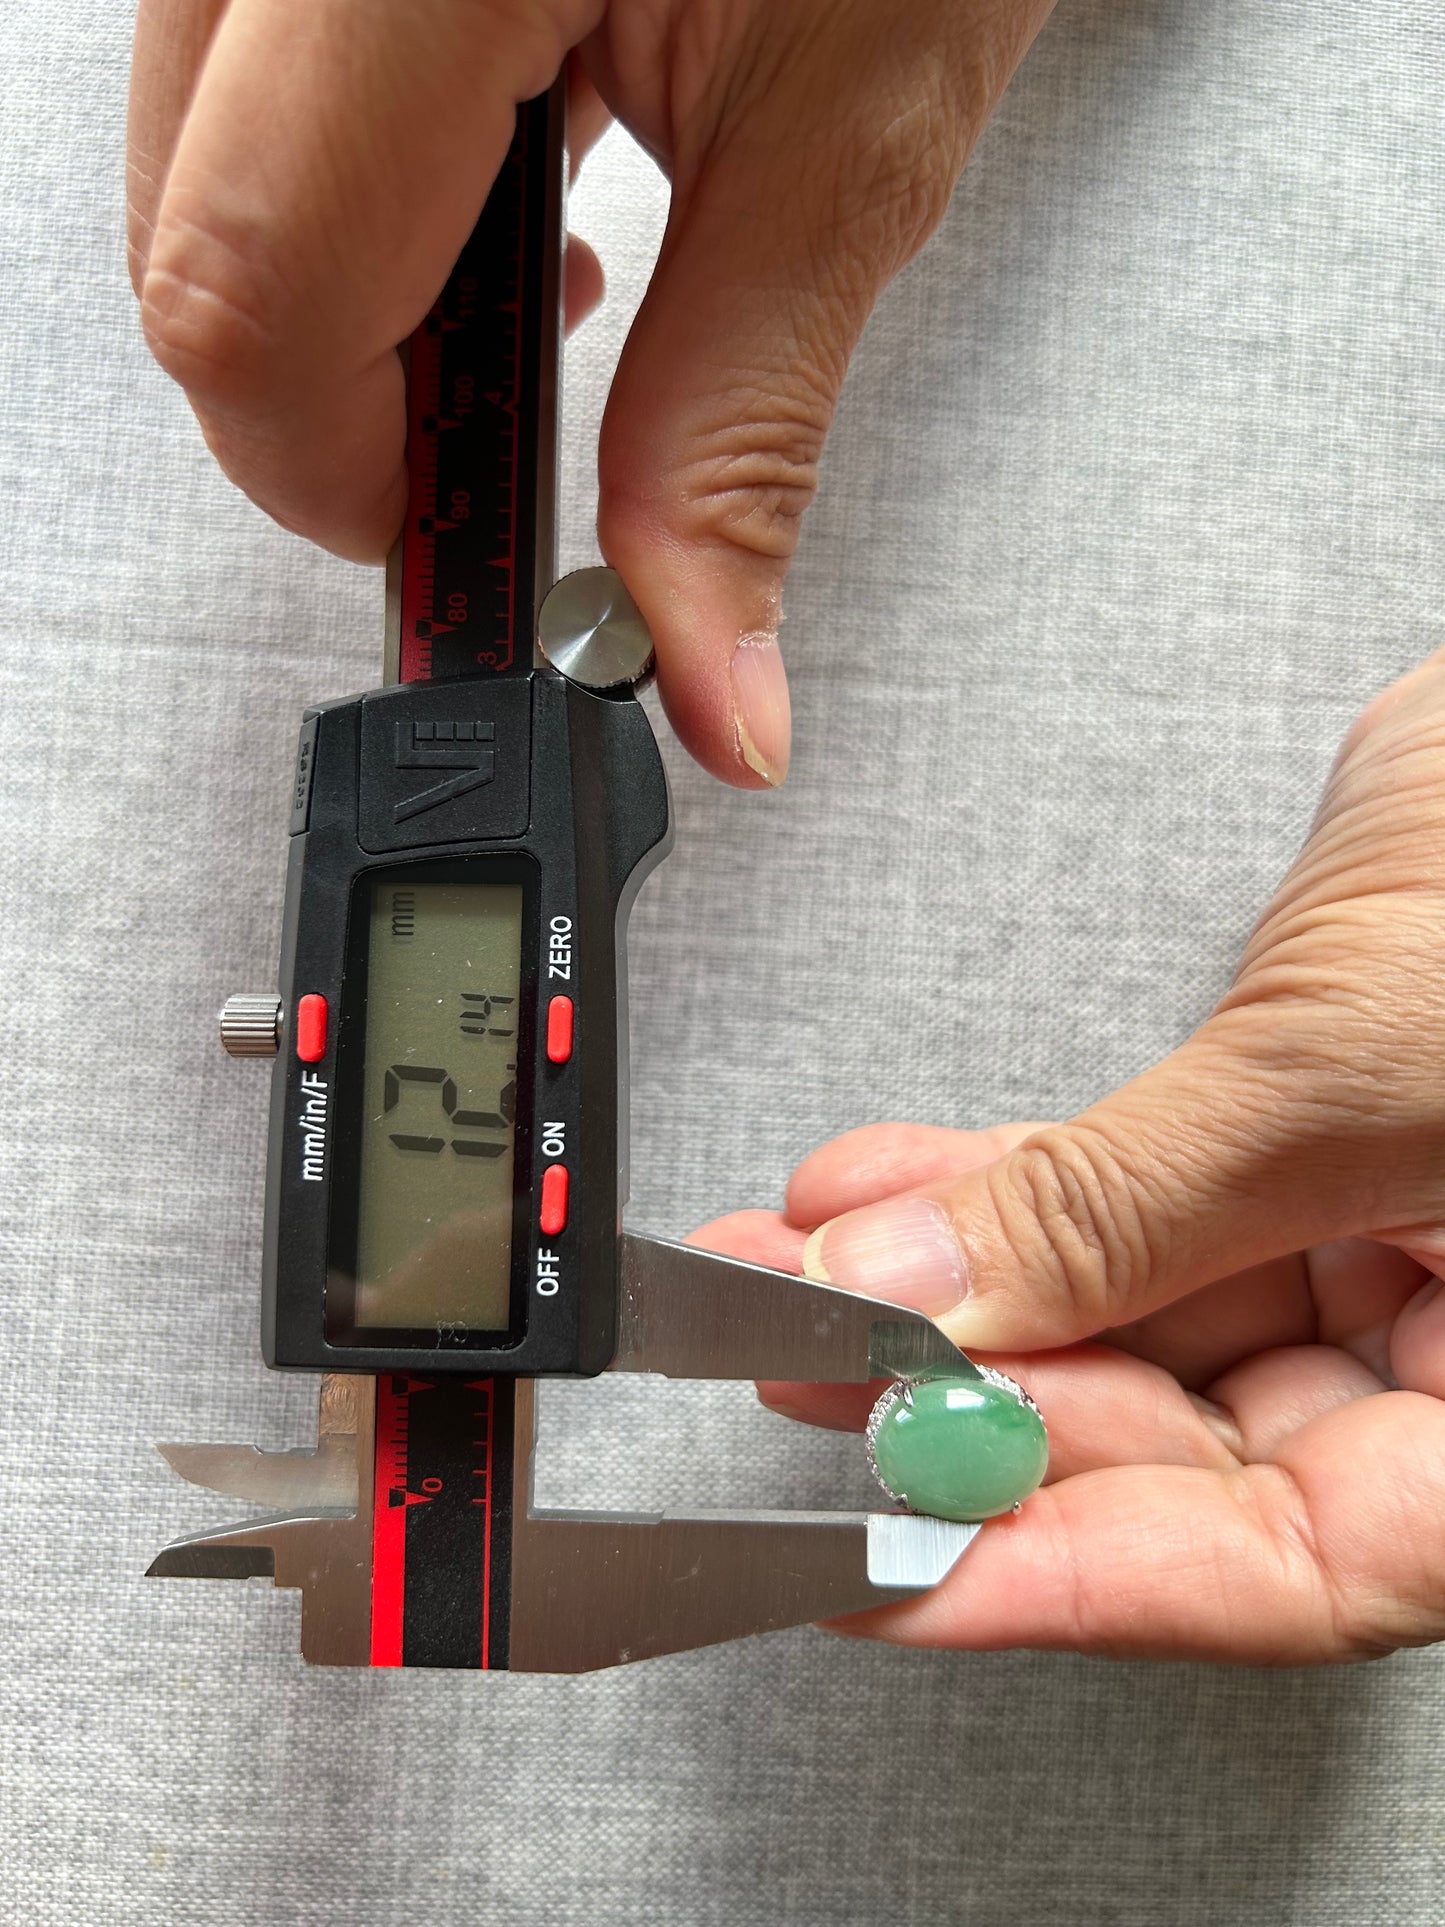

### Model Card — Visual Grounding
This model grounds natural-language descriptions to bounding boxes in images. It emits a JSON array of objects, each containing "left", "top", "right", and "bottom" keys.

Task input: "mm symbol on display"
[
  {"left": 390, "top": 892, "right": 416, "bottom": 941},
  {"left": 392, "top": 719, "right": 496, "bottom": 822}
]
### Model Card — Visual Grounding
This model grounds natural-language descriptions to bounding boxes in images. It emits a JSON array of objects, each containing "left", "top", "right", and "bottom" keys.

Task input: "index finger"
[{"left": 139, "top": 0, "right": 591, "bottom": 559}]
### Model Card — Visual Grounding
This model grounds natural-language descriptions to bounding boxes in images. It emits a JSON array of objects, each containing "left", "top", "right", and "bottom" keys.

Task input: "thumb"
[
  {"left": 799, "top": 1015, "right": 1424, "bottom": 1351},
  {"left": 593, "top": 2, "right": 1052, "bottom": 787}
]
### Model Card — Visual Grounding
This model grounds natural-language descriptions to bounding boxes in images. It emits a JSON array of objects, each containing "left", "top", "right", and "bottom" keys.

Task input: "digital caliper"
[{"left": 148, "top": 82, "right": 993, "bottom": 1670}]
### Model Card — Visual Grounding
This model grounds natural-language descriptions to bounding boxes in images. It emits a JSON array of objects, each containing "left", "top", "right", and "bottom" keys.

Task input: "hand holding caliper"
[{"left": 128, "top": 0, "right": 1058, "bottom": 787}]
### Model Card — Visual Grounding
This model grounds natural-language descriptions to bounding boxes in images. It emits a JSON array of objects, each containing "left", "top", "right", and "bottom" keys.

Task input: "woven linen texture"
[{"left": 1, "top": 2, "right": 1442, "bottom": 1921}]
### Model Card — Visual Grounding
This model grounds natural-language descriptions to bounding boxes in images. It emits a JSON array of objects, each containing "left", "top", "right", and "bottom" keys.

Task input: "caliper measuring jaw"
[{"left": 148, "top": 1234, "right": 981, "bottom": 1671}]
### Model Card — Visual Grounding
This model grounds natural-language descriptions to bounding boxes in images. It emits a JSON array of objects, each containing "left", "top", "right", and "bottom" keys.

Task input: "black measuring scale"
[{"left": 152, "top": 84, "right": 979, "bottom": 1671}]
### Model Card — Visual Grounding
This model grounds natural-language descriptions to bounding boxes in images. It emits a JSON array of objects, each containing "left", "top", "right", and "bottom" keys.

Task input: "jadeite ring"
[{"left": 865, "top": 1366, "right": 1049, "bottom": 1524}]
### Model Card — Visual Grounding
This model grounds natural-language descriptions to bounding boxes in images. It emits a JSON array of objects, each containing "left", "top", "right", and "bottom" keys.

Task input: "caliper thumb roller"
[{"left": 148, "top": 81, "right": 1042, "bottom": 1671}]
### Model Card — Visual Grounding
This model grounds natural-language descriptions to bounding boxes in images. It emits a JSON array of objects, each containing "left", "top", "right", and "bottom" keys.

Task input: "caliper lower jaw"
[
  {"left": 149, "top": 1373, "right": 978, "bottom": 1672},
  {"left": 501, "top": 1382, "right": 978, "bottom": 1673}
]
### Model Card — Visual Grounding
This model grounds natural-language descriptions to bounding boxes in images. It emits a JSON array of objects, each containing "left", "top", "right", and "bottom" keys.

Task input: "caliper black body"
[{"left": 262, "top": 671, "right": 670, "bottom": 1376}]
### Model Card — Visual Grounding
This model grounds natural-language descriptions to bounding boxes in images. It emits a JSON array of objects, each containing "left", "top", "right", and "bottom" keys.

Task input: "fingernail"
[
  {"left": 1188, "top": 1393, "right": 1244, "bottom": 1458},
  {"left": 731, "top": 631, "right": 791, "bottom": 786},
  {"left": 1392, "top": 1275, "right": 1445, "bottom": 1398},
  {"left": 801, "top": 1199, "right": 967, "bottom": 1315}
]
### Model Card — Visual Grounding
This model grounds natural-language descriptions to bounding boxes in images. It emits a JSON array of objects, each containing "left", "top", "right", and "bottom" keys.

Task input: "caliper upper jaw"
[{"left": 610, "top": 1232, "right": 979, "bottom": 1384}]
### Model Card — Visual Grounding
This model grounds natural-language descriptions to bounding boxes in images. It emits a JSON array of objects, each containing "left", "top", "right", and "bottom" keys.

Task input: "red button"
[
  {"left": 546, "top": 995, "right": 574, "bottom": 1065},
  {"left": 296, "top": 993, "right": 328, "bottom": 1063},
  {"left": 539, "top": 1164, "right": 569, "bottom": 1236}
]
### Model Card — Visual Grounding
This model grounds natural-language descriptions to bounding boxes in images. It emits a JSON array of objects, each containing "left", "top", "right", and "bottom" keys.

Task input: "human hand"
[
  {"left": 698, "top": 653, "right": 1445, "bottom": 1662},
  {"left": 126, "top": 0, "right": 1055, "bottom": 787}
]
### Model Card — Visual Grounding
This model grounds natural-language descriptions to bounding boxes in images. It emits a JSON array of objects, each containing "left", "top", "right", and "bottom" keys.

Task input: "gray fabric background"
[{"left": 1, "top": 0, "right": 1442, "bottom": 1921}]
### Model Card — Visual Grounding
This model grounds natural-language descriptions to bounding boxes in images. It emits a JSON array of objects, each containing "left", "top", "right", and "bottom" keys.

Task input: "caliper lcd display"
[{"left": 352, "top": 878, "right": 524, "bottom": 1333}]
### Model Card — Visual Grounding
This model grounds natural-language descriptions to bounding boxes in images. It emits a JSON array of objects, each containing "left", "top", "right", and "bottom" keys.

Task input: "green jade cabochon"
[{"left": 866, "top": 1367, "right": 1049, "bottom": 1523}]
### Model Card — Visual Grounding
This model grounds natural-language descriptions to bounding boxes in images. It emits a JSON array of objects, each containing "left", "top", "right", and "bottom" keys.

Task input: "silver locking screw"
[
  {"left": 537, "top": 567, "right": 654, "bottom": 689},
  {"left": 219, "top": 994, "right": 283, "bottom": 1058}
]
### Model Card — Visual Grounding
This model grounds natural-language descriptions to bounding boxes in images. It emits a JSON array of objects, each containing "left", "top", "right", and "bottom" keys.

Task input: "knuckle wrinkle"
[
  {"left": 994, "top": 1130, "right": 1152, "bottom": 1328},
  {"left": 139, "top": 210, "right": 279, "bottom": 410}
]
